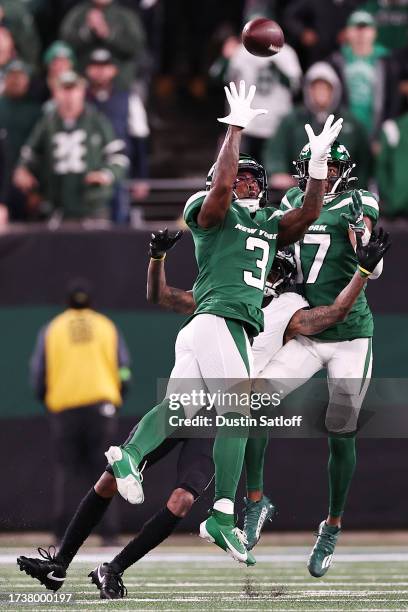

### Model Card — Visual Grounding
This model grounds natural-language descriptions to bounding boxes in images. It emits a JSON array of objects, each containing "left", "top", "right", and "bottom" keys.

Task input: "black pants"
[
  {"left": 106, "top": 423, "right": 214, "bottom": 500},
  {"left": 49, "top": 403, "right": 119, "bottom": 539}
]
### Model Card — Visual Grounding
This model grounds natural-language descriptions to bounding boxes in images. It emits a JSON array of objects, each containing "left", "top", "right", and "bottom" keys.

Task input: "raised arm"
[
  {"left": 146, "top": 229, "right": 195, "bottom": 315},
  {"left": 197, "top": 81, "right": 267, "bottom": 228},
  {"left": 285, "top": 228, "right": 391, "bottom": 341},
  {"left": 277, "top": 115, "right": 343, "bottom": 247},
  {"left": 285, "top": 273, "right": 367, "bottom": 341}
]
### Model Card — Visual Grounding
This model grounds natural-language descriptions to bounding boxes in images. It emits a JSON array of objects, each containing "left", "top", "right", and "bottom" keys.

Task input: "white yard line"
[{"left": 4, "top": 552, "right": 408, "bottom": 564}]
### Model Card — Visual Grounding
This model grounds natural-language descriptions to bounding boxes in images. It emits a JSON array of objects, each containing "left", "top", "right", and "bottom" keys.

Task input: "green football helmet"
[
  {"left": 206, "top": 153, "right": 268, "bottom": 212},
  {"left": 293, "top": 140, "right": 356, "bottom": 196}
]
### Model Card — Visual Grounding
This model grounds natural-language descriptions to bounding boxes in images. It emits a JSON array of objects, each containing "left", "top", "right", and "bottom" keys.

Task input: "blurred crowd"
[{"left": 0, "top": 0, "right": 407, "bottom": 226}]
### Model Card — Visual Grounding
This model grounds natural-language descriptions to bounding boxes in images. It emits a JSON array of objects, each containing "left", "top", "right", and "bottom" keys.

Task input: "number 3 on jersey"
[
  {"left": 244, "top": 237, "right": 270, "bottom": 290},
  {"left": 295, "top": 234, "right": 331, "bottom": 284}
]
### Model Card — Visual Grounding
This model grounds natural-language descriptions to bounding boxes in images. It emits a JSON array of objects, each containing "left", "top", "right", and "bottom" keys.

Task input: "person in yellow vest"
[{"left": 30, "top": 278, "right": 131, "bottom": 539}]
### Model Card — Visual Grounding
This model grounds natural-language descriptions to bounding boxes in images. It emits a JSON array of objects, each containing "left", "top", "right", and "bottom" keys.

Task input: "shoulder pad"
[{"left": 183, "top": 191, "right": 207, "bottom": 225}]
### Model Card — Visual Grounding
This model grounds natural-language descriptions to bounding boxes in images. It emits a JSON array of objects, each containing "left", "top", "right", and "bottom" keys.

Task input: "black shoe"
[
  {"left": 88, "top": 563, "right": 127, "bottom": 599},
  {"left": 17, "top": 546, "right": 66, "bottom": 591}
]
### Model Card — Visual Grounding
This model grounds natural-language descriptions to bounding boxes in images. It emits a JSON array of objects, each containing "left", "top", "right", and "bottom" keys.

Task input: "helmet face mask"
[
  {"left": 264, "top": 247, "right": 297, "bottom": 298},
  {"left": 293, "top": 141, "right": 357, "bottom": 197},
  {"left": 206, "top": 154, "right": 268, "bottom": 212}
]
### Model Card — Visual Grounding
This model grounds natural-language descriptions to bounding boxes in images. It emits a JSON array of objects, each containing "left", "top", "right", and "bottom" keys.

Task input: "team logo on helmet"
[{"left": 293, "top": 140, "right": 356, "bottom": 197}]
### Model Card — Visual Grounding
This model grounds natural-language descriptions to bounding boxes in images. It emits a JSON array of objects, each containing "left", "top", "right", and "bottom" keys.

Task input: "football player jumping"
[
  {"left": 250, "top": 141, "right": 386, "bottom": 578},
  {"left": 145, "top": 225, "right": 390, "bottom": 559},
  {"left": 103, "top": 81, "right": 344, "bottom": 566}
]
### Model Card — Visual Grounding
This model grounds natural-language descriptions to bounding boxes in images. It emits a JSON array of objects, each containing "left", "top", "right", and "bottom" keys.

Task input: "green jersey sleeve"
[
  {"left": 280, "top": 187, "right": 303, "bottom": 211},
  {"left": 360, "top": 190, "right": 380, "bottom": 225},
  {"left": 183, "top": 191, "right": 208, "bottom": 228},
  {"left": 19, "top": 115, "right": 48, "bottom": 175}
]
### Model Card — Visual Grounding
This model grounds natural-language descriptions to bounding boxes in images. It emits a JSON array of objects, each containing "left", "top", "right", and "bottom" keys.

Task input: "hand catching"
[
  {"left": 149, "top": 228, "right": 183, "bottom": 259},
  {"left": 218, "top": 80, "right": 267, "bottom": 129},
  {"left": 356, "top": 228, "right": 391, "bottom": 277},
  {"left": 304, "top": 114, "right": 343, "bottom": 180}
]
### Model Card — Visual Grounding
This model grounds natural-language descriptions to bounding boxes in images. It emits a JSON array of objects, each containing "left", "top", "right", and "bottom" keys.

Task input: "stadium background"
[
  {"left": 1, "top": 227, "right": 407, "bottom": 534},
  {"left": 0, "top": 0, "right": 408, "bottom": 537}
]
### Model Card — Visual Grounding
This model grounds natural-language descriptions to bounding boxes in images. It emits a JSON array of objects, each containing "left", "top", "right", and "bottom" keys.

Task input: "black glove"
[
  {"left": 149, "top": 228, "right": 183, "bottom": 259},
  {"left": 356, "top": 227, "right": 391, "bottom": 277}
]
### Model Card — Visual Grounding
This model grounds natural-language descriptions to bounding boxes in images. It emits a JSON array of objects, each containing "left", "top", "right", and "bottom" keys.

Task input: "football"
[{"left": 242, "top": 18, "right": 285, "bottom": 57}]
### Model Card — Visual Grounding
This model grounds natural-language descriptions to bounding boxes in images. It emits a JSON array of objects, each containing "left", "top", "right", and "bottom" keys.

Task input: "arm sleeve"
[
  {"left": 105, "top": 8, "right": 146, "bottom": 58},
  {"left": 9, "top": 5, "right": 41, "bottom": 68},
  {"left": 376, "top": 122, "right": 394, "bottom": 212},
  {"left": 98, "top": 114, "right": 129, "bottom": 182},
  {"left": 18, "top": 117, "right": 47, "bottom": 176},
  {"left": 183, "top": 191, "right": 208, "bottom": 228},
  {"left": 283, "top": 0, "right": 311, "bottom": 41},
  {"left": 351, "top": 119, "right": 372, "bottom": 190},
  {"left": 128, "top": 137, "right": 149, "bottom": 179},
  {"left": 60, "top": 6, "right": 92, "bottom": 50},
  {"left": 360, "top": 190, "right": 380, "bottom": 226},
  {"left": 29, "top": 325, "right": 48, "bottom": 402}
]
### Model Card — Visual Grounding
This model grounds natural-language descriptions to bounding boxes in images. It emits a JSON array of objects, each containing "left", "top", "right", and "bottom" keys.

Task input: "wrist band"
[
  {"left": 150, "top": 253, "right": 166, "bottom": 261},
  {"left": 358, "top": 265, "right": 371, "bottom": 278},
  {"left": 308, "top": 159, "right": 328, "bottom": 180}
]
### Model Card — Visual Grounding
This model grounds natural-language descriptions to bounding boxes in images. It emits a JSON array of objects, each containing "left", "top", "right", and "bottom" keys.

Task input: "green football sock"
[
  {"left": 244, "top": 433, "right": 269, "bottom": 492},
  {"left": 328, "top": 436, "right": 356, "bottom": 517},
  {"left": 214, "top": 412, "right": 249, "bottom": 502},
  {"left": 124, "top": 398, "right": 184, "bottom": 465}
]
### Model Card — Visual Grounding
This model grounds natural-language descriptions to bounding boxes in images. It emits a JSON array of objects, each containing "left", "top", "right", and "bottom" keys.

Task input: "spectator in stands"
[
  {"left": 86, "top": 48, "right": 149, "bottom": 223},
  {"left": 0, "top": 26, "right": 15, "bottom": 94},
  {"left": 283, "top": 0, "right": 360, "bottom": 70},
  {"left": 0, "top": 1, "right": 40, "bottom": 69},
  {"left": 13, "top": 71, "right": 129, "bottom": 223},
  {"left": 263, "top": 62, "right": 371, "bottom": 192},
  {"left": 362, "top": 0, "right": 408, "bottom": 51},
  {"left": 329, "top": 10, "right": 400, "bottom": 140},
  {"left": 44, "top": 40, "right": 76, "bottom": 95},
  {"left": 60, "top": 0, "right": 146, "bottom": 90},
  {"left": 30, "top": 278, "right": 131, "bottom": 540},
  {"left": 377, "top": 112, "right": 408, "bottom": 217},
  {"left": 221, "top": 36, "right": 301, "bottom": 161},
  {"left": 392, "top": 39, "right": 408, "bottom": 116},
  {"left": 243, "top": 0, "right": 281, "bottom": 21},
  {"left": 0, "top": 60, "right": 41, "bottom": 221}
]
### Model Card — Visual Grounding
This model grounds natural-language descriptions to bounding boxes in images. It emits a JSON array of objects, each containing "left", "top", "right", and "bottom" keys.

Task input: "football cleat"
[
  {"left": 308, "top": 520, "right": 341, "bottom": 578},
  {"left": 89, "top": 563, "right": 127, "bottom": 600},
  {"left": 17, "top": 546, "right": 66, "bottom": 591},
  {"left": 243, "top": 495, "right": 276, "bottom": 550},
  {"left": 199, "top": 510, "right": 256, "bottom": 566},
  {"left": 105, "top": 445, "right": 144, "bottom": 504}
]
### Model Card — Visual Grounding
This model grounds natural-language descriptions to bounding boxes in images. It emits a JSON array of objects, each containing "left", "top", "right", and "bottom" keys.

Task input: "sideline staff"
[{"left": 30, "top": 278, "right": 131, "bottom": 537}]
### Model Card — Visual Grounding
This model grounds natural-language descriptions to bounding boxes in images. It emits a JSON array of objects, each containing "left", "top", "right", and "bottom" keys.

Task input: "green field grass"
[{"left": 2, "top": 541, "right": 408, "bottom": 611}]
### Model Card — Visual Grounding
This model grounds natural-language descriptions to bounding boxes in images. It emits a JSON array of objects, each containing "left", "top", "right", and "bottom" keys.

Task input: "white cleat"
[{"left": 105, "top": 445, "right": 144, "bottom": 504}]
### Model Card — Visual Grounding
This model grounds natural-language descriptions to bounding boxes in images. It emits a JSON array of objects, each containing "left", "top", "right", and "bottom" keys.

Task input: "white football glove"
[
  {"left": 305, "top": 114, "right": 344, "bottom": 180},
  {"left": 218, "top": 80, "right": 267, "bottom": 129}
]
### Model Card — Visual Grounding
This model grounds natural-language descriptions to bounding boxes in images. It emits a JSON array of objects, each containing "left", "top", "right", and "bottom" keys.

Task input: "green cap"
[
  {"left": 347, "top": 10, "right": 376, "bottom": 28},
  {"left": 44, "top": 41, "right": 75, "bottom": 66},
  {"left": 298, "top": 140, "right": 351, "bottom": 162}
]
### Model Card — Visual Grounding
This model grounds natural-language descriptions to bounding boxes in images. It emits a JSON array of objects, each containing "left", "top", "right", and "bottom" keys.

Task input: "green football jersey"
[
  {"left": 280, "top": 187, "right": 379, "bottom": 341},
  {"left": 184, "top": 191, "right": 283, "bottom": 336}
]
